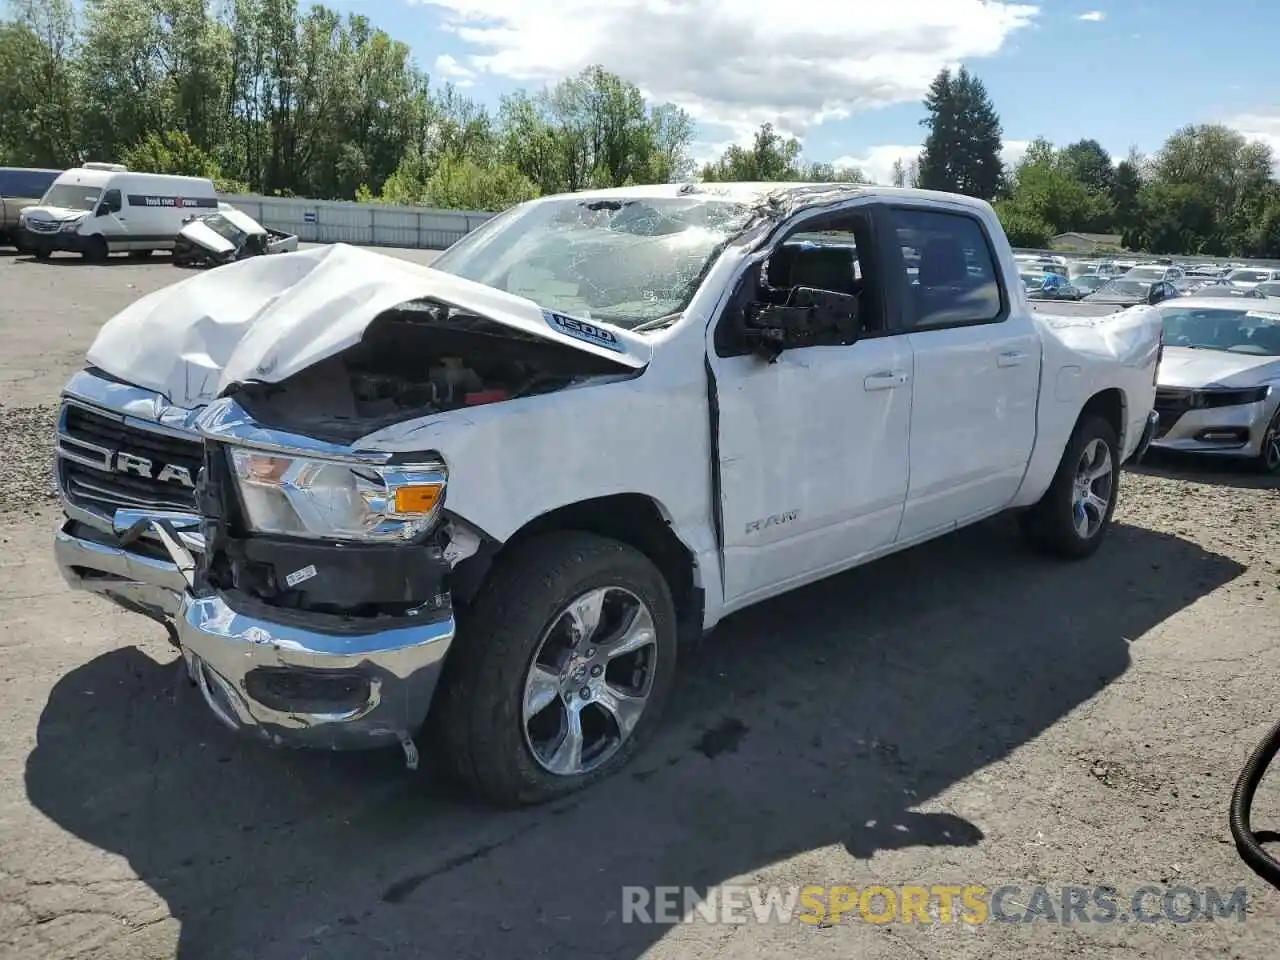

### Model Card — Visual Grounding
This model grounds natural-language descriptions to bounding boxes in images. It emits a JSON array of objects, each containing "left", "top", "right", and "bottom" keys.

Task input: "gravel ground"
[{"left": 1, "top": 246, "right": 1279, "bottom": 960}]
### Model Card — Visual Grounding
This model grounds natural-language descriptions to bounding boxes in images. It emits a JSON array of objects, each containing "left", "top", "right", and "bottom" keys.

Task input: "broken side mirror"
[{"left": 740, "top": 286, "right": 861, "bottom": 363}]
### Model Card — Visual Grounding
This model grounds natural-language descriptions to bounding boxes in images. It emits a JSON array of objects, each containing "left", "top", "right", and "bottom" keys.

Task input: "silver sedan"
[{"left": 1151, "top": 298, "right": 1280, "bottom": 472}]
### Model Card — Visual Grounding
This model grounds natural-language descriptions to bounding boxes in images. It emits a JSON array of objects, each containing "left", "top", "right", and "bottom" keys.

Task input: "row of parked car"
[
  {"left": 1016, "top": 253, "right": 1280, "bottom": 307},
  {"left": 0, "top": 163, "right": 296, "bottom": 267},
  {"left": 1014, "top": 254, "right": 1280, "bottom": 474}
]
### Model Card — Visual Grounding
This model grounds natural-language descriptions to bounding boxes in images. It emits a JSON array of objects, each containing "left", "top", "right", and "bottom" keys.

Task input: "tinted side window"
[
  {"left": 25, "top": 171, "right": 58, "bottom": 198},
  {"left": 891, "top": 208, "right": 1004, "bottom": 329},
  {"left": 0, "top": 169, "right": 57, "bottom": 198},
  {"left": 101, "top": 189, "right": 122, "bottom": 212}
]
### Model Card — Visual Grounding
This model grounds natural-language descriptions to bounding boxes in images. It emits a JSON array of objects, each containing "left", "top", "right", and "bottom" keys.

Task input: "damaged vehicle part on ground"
[
  {"left": 172, "top": 206, "right": 298, "bottom": 268},
  {"left": 53, "top": 182, "right": 1162, "bottom": 807}
]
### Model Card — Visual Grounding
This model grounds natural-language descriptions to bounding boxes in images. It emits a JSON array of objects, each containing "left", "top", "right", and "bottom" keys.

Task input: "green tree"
[
  {"left": 1248, "top": 198, "right": 1280, "bottom": 258},
  {"left": 700, "top": 123, "right": 803, "bottom": 181},
  {"left": 996, "top": 137, "right": 1110, "bottom": 236},
  {"left": 994, "top": 204, "right": 1053, "bottom": 248},
  {"left": 917, "top": 66, "right": 1004, "bottom": 200},
  {"left": 1110, "top": 155, "right": 1143, "bottom": 233},
  {"left": 120, "top": 128, "right": 220, "bottom": 177},
  {"left": 424, "top": 154, "right": 538, "bottom": 210},
  {"left": 1, "top": 0, "right": 80, "bottom": 165},
  {"left": 1058, "top": 138, "right": 1115, "bottom": 196},
  {"left": 1146, "top": 124, "right": 1275, "bottom": 254}
]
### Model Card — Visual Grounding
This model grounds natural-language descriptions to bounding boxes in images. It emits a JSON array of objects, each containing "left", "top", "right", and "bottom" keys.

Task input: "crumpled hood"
[
  {"left": 1157, "top": 345, "right": 1280, "bottom": 389},
  {"left": 86, "top": 243, "right": 652, "bottom": 408},
  {"left": 177, "top": 218, "right": 238, "bottom": 256}
]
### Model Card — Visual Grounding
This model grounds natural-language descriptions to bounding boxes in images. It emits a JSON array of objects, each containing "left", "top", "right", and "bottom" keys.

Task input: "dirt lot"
[{"left": 2, "top": 246, "right": 1279, "bottom": 960}]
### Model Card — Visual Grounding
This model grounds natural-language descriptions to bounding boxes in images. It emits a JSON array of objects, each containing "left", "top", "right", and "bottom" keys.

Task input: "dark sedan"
[{"left": 1081, "top": 278, "right": 1178, "bottom": 307}]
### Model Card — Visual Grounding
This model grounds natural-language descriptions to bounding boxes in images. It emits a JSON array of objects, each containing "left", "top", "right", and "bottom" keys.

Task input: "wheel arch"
[
  {"left": 1079, "top": 386, "right": 1126, "bottom": 451},
  {"left": 450, "top": 493, "right": 705, "bottom": 643}
]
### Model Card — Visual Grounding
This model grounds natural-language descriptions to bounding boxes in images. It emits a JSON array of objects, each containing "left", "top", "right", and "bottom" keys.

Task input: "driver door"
[
  {"left": 92, "top": 188, "right": 131, "bottom": 250},
  {"left": 708, "top": 202, "right": 913, "bottom": 610}
]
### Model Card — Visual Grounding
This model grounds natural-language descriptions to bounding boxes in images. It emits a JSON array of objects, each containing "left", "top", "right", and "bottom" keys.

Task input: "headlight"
[
  {"left": 229, "top": 447, "right": 447, "bottom": 541},
  {"left": 1196, "top": 385, "right": 1271, "bottom": 408},
  {"left": 60, "top": 220, "right": 82, "bottom": 233}
]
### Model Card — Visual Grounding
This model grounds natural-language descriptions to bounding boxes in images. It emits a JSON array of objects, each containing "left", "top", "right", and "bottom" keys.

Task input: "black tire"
[
  {"left": 1019, "top": 414, "right": 1121, "bottom": 560},
  {"left": 431, "top": 530, "right": 678, "bottom": 807},
  {"left": 33, "top": 248, "right": 51, "bottom": 261},
  {"left": 82, "top": 236, "right": 108, "bottom": 262},
  {"left": 1253, "top": 408, "right": 1280, "bottom": 475}
]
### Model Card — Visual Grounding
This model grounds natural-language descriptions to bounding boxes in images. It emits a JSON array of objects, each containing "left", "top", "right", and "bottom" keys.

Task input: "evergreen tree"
[{"left": 917, "top": 66, "right": 1004, "bottom": 201}]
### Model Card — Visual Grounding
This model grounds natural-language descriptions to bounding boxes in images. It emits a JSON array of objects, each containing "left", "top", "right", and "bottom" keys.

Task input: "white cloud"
[
  {"left": 834, "top": 138, "right": 1032, "bottom": 184},
  {"left": 1225, "top": 112, "right": 1280, "bottom": 172},
  {"left": 1002, "top": 138, "right": 1032, "bottom": 168},
  {"left": 414, "top": 0, "right": 1039, "bottom": 137},
  {"left": 1227, "top": 112, "right": 1280, "bottom": 155},
  {"left": 433, "top": 53, "right": 477, "bottom": 87},
  {"left": 1078, "top": 10, "right": 1105, "bottom": 21},
  {"left": 832, "top": 144, "right": 921, "bottom": 184}
]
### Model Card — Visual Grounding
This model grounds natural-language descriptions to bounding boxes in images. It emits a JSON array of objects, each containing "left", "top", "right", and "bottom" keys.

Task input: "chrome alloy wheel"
[
  {"left": 1071, "top": 437, "right": 1114, "bottom": 539},
  {"left": 521, "top": 586, "right": 658, "bottom": 777}
]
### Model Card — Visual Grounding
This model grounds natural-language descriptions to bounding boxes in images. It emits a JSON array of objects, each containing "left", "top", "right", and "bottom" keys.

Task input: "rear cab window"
[{"left": 887, "top": 207, "right": 1006, "bottom": 329}]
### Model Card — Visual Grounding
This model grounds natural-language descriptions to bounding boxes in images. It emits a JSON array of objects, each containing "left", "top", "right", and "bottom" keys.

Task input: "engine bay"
[{"left": 229, "top": 300, "right": 639, "bottom": 443}]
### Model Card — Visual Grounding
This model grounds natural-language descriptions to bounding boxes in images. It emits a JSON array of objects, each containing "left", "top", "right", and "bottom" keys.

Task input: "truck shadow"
[{"left": 25, "top": 518, "right": 1243, "bottom": 959}]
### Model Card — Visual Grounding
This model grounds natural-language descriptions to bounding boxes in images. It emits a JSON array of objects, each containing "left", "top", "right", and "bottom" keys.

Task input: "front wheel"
[
  {"left": 81, "top": 236, "right": 108, "bottom": 262},
  {"left": 1253, "top": 408, "right": 1280, "bottom": 475},
  {"left": 432, "top": 531, "right": 677, "bottom": 807},
  {"left": 1019, "top": 415, "right": 1120, "bottom": 560}
]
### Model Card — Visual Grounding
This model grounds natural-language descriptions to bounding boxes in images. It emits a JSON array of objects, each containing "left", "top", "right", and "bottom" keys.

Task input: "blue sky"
[{"left": 325, "top": 1, "right": 1279, "bottom": 181}]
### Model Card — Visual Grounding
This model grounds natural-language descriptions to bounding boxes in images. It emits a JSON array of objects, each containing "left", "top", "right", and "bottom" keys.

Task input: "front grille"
[
  {"left": 57, "top": 401, "right": 203, "bottom": 513},
  {"left": 24, "top": 219, "right": 60, "bottom": 234},
  {"left": 1153, "top": 388, "right": 1193, "bottom": 438}
]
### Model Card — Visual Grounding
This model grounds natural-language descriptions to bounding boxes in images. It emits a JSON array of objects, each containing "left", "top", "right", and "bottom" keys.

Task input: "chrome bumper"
[{"left": 55, "top": 515, "right": 455, "bottom": 754}]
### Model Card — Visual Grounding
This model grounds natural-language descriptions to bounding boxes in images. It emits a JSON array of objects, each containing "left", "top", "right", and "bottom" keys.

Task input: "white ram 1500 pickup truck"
[{"left": 52, "top": 183, "right": 1163, "bottom": 806}]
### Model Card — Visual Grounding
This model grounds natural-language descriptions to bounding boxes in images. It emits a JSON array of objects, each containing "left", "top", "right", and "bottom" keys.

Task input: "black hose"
[{"left": 1230, "top": 715, "right": 1280, "bottom": 888}]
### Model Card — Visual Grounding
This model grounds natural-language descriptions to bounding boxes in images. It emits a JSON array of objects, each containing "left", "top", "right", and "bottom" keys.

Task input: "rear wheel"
[
  {"left": 432, "top": 531, "right": 677, "bottom": 807},
  {"left": 1019, "top": 415, "right": 1120, "bottom": 560},
  {"left": 82, "top": 236, "right": 108, "bottom": 262}
]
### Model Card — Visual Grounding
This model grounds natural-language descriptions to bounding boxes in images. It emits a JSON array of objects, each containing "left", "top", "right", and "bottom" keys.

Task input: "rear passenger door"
[{"left": 879, "top": 204, "right": 1041, "bottom": 543}]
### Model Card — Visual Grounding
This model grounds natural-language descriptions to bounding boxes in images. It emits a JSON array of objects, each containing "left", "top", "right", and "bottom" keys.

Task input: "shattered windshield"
[{"left": 429, "top": 196, "right": 756, "bottom": 330}]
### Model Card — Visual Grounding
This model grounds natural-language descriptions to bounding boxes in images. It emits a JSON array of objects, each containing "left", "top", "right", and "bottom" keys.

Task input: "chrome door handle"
[
  {"left": 997, "top": 351, "right": 1027, "bottom": 367},
  {"left": 864, "top": 371, "right": 909, "bottom": 391}
]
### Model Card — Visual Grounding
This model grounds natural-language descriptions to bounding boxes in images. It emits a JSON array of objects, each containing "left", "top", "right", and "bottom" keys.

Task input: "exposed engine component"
[{"left": 228, "top": 299, "right": 638, "bottom": 442}]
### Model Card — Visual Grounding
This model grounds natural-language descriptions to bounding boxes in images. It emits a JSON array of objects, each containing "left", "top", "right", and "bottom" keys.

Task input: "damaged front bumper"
[{"left": 54, "top": 510, "right": 455, "bottom": 759}]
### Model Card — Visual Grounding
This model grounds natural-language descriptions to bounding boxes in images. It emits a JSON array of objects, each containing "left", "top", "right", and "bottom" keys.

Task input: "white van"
[{"left": 18, "top": 163, "right": 219, "bottom": 261}]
